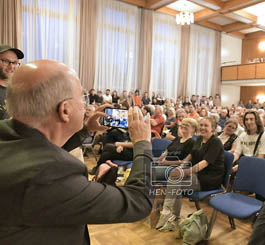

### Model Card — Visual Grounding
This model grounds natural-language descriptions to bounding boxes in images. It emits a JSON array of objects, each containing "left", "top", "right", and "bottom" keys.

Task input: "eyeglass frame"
[{"left": 0, "top": 58, "right": 21, "bottom": 67}]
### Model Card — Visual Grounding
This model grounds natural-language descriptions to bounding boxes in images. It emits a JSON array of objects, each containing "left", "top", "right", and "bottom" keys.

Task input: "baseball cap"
[{"left": 0, "top": 44, "right": 24, "bottom": 59}]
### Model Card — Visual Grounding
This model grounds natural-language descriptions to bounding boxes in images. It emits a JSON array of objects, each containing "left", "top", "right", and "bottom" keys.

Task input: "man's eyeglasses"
[{"left": 0, "top": 58, "right": 20, "bottom": 67}]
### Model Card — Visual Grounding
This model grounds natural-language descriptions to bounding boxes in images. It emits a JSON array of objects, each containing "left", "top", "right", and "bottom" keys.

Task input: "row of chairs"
[
  {"left": 91, "top": 136, "right": 265, "bottom": 241},
  {"left": 148, "top": 138, "right": 265, "bottom": 240}
]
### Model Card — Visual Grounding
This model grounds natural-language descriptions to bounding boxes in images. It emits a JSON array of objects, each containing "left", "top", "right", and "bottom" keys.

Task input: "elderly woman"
[
  {"left": 156, "top": 117, "right": 225, "bottom": 232},
  {"left": 218, "top": 119, "right": 239, "bottom": 152},
  {"left": 158, "top": 118, "right": 197, "bottom": 165}
]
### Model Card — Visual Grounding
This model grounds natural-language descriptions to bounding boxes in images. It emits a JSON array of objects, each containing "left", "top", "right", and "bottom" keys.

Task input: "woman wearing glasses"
[
  {"left": 156, "top": 117, "right": 224, "bottom": 233},
  {"left": 218, "top": 119, "right": 239, "bottom": 152}
]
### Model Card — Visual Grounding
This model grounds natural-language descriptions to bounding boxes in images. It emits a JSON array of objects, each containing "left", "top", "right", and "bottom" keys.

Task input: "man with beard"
[{"left": 0, "top": 44, "right": 24, "bottom": 120}]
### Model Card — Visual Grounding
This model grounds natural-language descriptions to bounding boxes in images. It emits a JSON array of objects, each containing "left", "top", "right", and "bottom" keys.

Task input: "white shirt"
[
  {"left": 103, "top": 94, "right": 112, "bottom": 103},
  {"left": 235, "top": 132, "right": 265, "bottom": 157}
]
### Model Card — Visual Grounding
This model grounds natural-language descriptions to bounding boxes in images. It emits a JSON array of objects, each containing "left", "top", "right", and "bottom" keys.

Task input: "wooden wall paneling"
[
  {"left": 221, "top": 66, "right": 237, "bottom": 80},
  {"left": 256, "top": 63, "right": 265, "bottom": 79},
  {"left": 242, "top": 33, "right": 265, "bottom": 64},
  {"left": 237, "top": 64, "right": 256, "bottom": 80},
  {"left": 240, "top": 86, "right": 265, "bottom": 104}
]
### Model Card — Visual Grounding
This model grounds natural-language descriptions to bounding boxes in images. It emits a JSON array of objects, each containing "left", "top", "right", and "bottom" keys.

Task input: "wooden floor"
[{"left": 84, "top": 153, "right": 252, "bottom": 245}]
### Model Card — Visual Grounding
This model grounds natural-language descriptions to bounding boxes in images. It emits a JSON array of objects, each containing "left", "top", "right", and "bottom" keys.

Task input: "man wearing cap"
[{"left": 0, "top": 44, "right": 24, "bottom": 120}]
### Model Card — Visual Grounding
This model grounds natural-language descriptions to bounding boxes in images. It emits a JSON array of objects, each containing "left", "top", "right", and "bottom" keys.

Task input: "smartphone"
[{"left": 103, "top": 108, "right": 128, "bottom": 129}]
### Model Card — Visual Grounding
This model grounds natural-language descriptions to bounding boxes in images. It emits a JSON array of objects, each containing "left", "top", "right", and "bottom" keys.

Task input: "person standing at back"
[{"left": 0, "top": 44, "right": 24, "bottom": 120}]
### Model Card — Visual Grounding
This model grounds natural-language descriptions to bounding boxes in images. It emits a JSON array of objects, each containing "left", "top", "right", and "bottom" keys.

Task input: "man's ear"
[{"left": 57, "top": 101, "right": 72, "bottom": 123}]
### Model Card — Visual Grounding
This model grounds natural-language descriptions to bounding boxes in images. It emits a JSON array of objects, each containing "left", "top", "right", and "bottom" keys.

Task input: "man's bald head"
[{"left": 7, "top": 60, "right": 78, "bottom": 123}]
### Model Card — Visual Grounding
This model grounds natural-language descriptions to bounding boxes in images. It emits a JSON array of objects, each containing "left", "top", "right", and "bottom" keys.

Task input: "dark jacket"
[{"left": 0, "top": 119, "right": 153, "bottom": 245}]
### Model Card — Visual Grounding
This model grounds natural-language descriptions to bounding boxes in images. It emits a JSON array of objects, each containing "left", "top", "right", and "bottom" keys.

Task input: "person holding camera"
[
  {"left": 156, "top": 117, "right": 224, "bottom": 233},
  {"left": 0, "top": 60, "right": 153, "bottom": 245}
]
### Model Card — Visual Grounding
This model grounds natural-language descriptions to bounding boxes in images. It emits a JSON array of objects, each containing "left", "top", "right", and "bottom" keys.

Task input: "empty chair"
[
  {"left": 207, "top": 156, "right": 265, "bottom": 237},
  {"left": 152, "top": 138, "right": 172, "bottom": 158}
]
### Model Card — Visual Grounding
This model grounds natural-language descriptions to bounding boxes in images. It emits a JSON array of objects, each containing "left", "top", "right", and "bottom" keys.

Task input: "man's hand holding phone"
[{"left": 128, "top": 107, "right": 151, "bottom": 144}]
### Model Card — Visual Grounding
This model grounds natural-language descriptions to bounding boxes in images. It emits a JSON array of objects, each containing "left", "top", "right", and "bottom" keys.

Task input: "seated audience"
[
  {"left": 151, "top": 105, "right": 165, "bottom": 136},
  {"left": 218, "top": 119, "right": 239, "bottom": 152},
  {"left": 182, "top": 96, "right": 191, "bottom": 107},
  {"left": 164, "top": 107, "right": 176, "bottom": 129},
  {"left": 166, "top": 109, "right": 186, "bottom": 140},
  {"left": 142, "top": 91, "right": 151, "bottom": 105},
  {"left": 187, "top": 104, "right": 199, "bottom": 120},
  {"left": 199, "top": 108, "right": 208, "bottom": 117},
  {"left": 119, "top": 90, "right": 128, "bottom": 105},
  {"left": 90, "top": 141, "right": 133, "bottom": 175},
  {"left": 233, "top": 111, "right": 265, "bottom": 172},
  {"left": 156, "top": 117, "right": 224, "bottom": 232},
  {"left": 127, "top": 91, "right": 134, "bottom": 107},
  {"left": 95, "top": 90, "right": 104, "bottom": 105},
  {"left": 111, "top": 90, "right": 120, "bottom": 104},
  {"left": 156, "top": 93, "right": 164, "bottom": 105},
  {"left": 210, "top": 113, "right": 222, "bottom": 134},
  {"left": 89, "top": 88, "right": 97, "bottom": 104},
  {"left": 157, "top": 118, "right": 197, "bottom": 165},
  {"left": 218, "top": 108, "right": 229, "bottom": 130},
  {"left": 134, "top": 89, "right": 141, "bottom": 107},
  {"left": 230, "top": 114, "right": 244, "bottom": 136},
  {"left": 103, "top": 89, "right": 112, "bottom": 104}
]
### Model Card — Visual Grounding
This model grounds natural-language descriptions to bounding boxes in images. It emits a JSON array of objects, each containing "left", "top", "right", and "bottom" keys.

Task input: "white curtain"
[
  {"left": 94, "top": 0, "right": 141, "bottom": 94},
  {"left": 21, "top": 0, "right": 80, "bottom": 71},
  {"left": 187, "top": 24, "right": 216, "bottom": 97},
  {"left": 149, "top": 12, "right": 181, "bottom": 100}
]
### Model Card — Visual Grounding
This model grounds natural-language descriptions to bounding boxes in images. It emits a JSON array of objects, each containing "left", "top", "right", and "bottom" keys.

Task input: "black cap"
[{"left": 0, "top": 44, "right": 24, "bottom": 59}]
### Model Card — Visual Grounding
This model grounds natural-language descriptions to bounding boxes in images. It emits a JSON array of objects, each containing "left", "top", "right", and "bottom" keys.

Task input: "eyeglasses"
[{"left": 0, "top": 58, "right": 20, "bottom": 67}]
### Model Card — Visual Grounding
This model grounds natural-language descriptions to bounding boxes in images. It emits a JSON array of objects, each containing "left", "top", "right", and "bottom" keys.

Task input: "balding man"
[
  {"left": 0, "top": 44, "right": 24, "bottom": 120},
  {"left": 0, "top": 60, "right": 153, "bottom": 245}
]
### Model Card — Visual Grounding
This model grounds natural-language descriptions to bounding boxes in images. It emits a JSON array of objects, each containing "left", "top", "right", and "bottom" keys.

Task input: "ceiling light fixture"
[
  {"left": 176, "top": 0, "right": 194, "bottom": 25},
  {"left": 176, "top": 12, "right": 194, "bottom": 25}
]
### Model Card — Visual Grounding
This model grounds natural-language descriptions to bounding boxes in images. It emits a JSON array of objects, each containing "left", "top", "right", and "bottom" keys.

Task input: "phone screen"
[{"left": 103, "top": 108, "right": 128, "bottom": 129}]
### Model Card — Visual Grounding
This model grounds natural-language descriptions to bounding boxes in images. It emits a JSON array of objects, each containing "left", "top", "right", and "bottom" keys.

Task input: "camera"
[{"left": 103, "top": 108, "right": 128, "bottom": 129}]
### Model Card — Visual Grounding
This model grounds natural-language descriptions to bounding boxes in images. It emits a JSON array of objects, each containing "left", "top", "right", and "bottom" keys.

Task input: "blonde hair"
[{"left": 181, "top": 118, "right": 198, "bottom": 132}]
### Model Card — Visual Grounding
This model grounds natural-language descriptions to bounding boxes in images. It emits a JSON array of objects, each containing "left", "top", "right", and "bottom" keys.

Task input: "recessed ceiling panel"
[
  {"left": 208, "top": 16, "right": 236, "bottom": 25},
  {"left": 240, "top": 27, "right": 262, "bottom": 33},
  {"left": 167, "top": 0, "right": 204, "bottom": 13}
]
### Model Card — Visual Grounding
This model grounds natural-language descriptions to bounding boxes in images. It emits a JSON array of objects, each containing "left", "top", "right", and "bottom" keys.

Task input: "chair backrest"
[
  {"left": 223, "top": 151, "right": 234, "bottom": 188},
  {"left": 233, "top": 156, "right": 265, "bottom": 198},
  {"left": 152, "top": 138, "right": 172, "bottom": 157}
]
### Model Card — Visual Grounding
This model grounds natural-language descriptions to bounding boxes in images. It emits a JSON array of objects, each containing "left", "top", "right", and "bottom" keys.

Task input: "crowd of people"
[
  {"left": 1, "top": 43, "right": 265, "bottom": 244},
  {"left": 83, "top": 88, "right": 265, "bottom": 242}
]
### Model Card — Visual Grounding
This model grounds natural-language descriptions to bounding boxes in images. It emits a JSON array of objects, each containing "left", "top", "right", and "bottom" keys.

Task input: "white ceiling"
[
  {"left": 209, "top": 16, "right": 235, "bottom": 26},
  {"left": 167, "top": 0, "right": 204, "bottom": 12},
  {"left": 244, "top": 2, "right": 265, "bottom": 16}
]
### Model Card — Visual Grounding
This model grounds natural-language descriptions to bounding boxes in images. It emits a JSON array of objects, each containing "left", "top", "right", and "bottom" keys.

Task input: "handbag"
[{"left": 179, "top": 209, "right": 208, "bottom": 245}]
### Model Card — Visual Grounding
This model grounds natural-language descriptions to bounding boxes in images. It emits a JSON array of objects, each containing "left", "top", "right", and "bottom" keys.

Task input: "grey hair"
[{"left": 7, "top": 71, "right": 75, "bottom": 120}]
